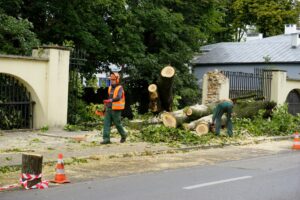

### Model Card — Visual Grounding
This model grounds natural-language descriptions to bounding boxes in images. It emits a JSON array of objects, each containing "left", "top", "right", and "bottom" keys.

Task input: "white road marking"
[{"left": 183, "top": 176, "right": 252, "bottom": 190}]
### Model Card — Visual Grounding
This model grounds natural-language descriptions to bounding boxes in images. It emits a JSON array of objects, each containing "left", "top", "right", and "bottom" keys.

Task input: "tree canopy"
[{"left": 1, "top": 0, "right": 300, "bottom": 108}]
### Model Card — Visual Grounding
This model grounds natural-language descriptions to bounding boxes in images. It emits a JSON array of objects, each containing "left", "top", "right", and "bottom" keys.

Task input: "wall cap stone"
[
  {"left": 33, "top": 45, "right": 71, "bottom": 51},
  {"left": 0, "top": 54, "right": 48, "bottom": 61}
]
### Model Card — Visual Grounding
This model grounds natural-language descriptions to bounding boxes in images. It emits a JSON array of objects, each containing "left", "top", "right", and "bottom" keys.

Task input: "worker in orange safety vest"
[{"left": 101, "top": 72, "right": 127, "bottom": 144}]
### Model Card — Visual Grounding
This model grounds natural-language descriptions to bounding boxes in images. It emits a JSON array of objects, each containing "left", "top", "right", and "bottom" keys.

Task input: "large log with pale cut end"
[
  {"left": 184, "top": 104, "right": 211, "bottom": 120},
  {"left": 195, "top": 121, "right": 210, "bottom": 136},
  {"left": 161, "top": 109, "right": 188, "bottom": 128},
  {"left": 183, "top": 117, "right": 205, "bottom": 131},
  {"left": 194, "top": 115, "right": 227, "bottom": 135},
  {"left": 158, "top": 65, "right": 175, "bottom": 111},
  {"left": 148, "top": 84, "right": 161, "bottom": 113},
  {"left": 22, "top": 154, "right": 43, "bottom": 188}
]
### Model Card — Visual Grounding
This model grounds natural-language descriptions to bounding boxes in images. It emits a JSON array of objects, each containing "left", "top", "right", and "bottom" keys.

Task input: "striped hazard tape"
[
  {"left": 20, "top": 173, "right": 49, "bottom": 190},
  {"left": 0, "top": 173, "right": 49, "bottom": 192},
  {"left": 0, "top": 183, "right": 20, "bottom": 192}
]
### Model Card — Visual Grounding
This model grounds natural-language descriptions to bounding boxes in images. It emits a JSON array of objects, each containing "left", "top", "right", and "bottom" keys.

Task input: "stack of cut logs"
[
  {"left": 148, "top": 65, "right": 226, "bottom": 136},
  {"left": 161, "top": 104, "right": 226, "bottom": 136}
]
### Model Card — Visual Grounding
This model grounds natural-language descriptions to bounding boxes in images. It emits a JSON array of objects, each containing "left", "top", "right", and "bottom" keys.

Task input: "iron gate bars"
[
  {"left": 221, "top": 69, "right": 272, "bottom": 101},
  {"left": 0, "top": 74, "right": 34, "bottom": 129}
]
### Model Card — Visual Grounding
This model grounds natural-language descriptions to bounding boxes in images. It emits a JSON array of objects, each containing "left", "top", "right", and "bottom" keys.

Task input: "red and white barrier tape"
[
  {"left": 0, "top": 183, "right": 19, "bottom": 192},
  {"left": 20, "top": 173, "right": 49, "bottom": 190},
  {"left": 0, "top": 173, "right": 48, "bottom": 192}
]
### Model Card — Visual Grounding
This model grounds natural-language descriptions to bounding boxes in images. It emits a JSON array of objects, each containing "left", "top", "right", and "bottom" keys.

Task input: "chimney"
[
  {"left": 291, "top": 33, "right": 300, "bottom": 48},
  {"left": 285, "top": 24, "right": 297, "bottom": 34}
]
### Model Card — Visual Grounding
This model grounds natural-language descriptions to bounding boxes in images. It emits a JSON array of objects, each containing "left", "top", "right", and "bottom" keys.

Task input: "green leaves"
[
  {"left": 234, "top": 103, "right": 299, "bottom": 136},
  {"left": 231, "top": 0, "right": 300, "bottom": 38},
  {"left": 0, "top": 13, "right": 39, "bottom": 55}
]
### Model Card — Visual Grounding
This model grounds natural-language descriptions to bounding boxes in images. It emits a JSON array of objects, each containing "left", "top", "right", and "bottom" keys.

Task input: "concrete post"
[
  {"left": 270, "top": 70, "right": 287, "bottom": 105},
  {"left": 32, "top": 46, "right": 70, "bottom": 128}
]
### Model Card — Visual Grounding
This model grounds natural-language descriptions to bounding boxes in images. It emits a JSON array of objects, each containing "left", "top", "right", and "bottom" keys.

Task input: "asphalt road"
[{"left": 1, "top": 150, "right": 300, "bottom": 200}]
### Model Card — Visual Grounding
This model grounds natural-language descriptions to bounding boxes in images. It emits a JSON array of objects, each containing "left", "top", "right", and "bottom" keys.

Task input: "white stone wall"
[{"left": 0, "top": 47, "right": 70, "bottom": 129}]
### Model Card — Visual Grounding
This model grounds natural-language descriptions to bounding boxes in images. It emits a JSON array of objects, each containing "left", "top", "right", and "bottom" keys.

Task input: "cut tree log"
[
  {"left": 148, "top": 84, "right": 161, "bottom": 113},
  {"left": 184, "top": 104, "right": 211, "bottom": 120},
  {"left": 194, "top": 115, "right": 227, "bottom": 136},
  {"left": 158, "top": 65, "right": 175, "bottom": 111},
  {"left": 195, "top": 121, "right": 210, "bottom": 136},
  {"left": 22, "top": 153, "right": 43, "bottom": 188},
  {"left": 161, "top": 109, "right": 188, "bottom": 128},
  {"left": 183, "top": 117, "right": 207, "bottom": 131}
]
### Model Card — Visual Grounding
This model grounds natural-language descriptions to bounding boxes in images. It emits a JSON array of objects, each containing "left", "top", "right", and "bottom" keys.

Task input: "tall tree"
[
  {"left": 0, "top": 0, "right": 39, "bottom": 55},
  {"left": 232, "top": 0, "right": 300, "bottom": 38}
]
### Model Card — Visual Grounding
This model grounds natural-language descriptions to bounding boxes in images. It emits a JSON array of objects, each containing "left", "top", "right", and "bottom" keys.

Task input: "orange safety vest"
[{"left": 108, "top": 85, "right": 125, "bottom": 110}]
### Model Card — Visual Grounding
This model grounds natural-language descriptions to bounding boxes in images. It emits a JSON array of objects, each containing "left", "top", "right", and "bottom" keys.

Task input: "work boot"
[
  {"left": 120, "top": 137, "right": 126, "bottom": 143},
  {"left": 100, "top": 140, "right": 111, "bottom": 145}
]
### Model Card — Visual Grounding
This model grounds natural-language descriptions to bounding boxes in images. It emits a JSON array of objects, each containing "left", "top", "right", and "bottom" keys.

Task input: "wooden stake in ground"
[
  {"left": 161, "top": 109, "right": 188, "bottom": 128},
  {"left": 158, "top": 65, "right": 175, "bottom": 111},
  {"left": 21, "top": 154, "right": 43, "bottom": 188},
  {"left": 148, "top": 84, "right": 161, "bottom": 113}
]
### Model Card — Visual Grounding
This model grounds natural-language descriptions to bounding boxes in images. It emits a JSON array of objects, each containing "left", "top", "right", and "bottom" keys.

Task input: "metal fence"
[
  {"left": 0, "top": 74, "right": 34, "bottom": 129},
  {"left": 67, "top": 49, "right": 88, "bottom": 124},
  {"left": 221, "top": 68, "right": 273, "bottom": 101}
]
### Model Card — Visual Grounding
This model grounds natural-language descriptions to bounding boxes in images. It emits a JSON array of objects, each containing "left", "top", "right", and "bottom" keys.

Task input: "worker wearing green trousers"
[
  {"left": 101, "top": 72, "right": 127, "bottom": 144},
  {"left": 212, "top": 99, "right": 233, "bottom": 136},
  {"left": 102, "top": 107, "right": 127, "bottom": 143}
]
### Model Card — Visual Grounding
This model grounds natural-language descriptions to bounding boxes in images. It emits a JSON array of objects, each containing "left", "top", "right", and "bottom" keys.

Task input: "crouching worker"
[
  {"left": 101, "top": 72, "right": 127, "bottom": 144},
  {"left": 211, "top": 98, "right": 234, "bottom": 137}
]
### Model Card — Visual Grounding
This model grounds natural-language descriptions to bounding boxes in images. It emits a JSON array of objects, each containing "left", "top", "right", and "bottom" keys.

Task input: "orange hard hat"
[{"left": 110, "top": 72, "right": 120, "bottom": 84}]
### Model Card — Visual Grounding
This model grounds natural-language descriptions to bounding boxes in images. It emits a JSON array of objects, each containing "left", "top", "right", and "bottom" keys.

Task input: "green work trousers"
[
  {"left": 212, "top": 101, "right": 233, "bottom": 136},
  {"left": 103, "top": 107, "right": 126, "bottom": 142}
]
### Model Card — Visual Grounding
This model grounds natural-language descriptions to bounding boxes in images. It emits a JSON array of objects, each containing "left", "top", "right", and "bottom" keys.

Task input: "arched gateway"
[
  {"left": 0, "top": 46, "right": 70, "bottom": 129},
  {"left": 286, "top": 89, "right": 300, "bottom": 115},
  {"left": 0, "top": 74, "right": 34, "bottom": 129}
]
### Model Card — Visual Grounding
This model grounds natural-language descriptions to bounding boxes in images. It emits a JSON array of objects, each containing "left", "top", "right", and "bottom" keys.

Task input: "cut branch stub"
[
  {"left": 148, "top": 83, "right": 161, "bottom": 113},
  {"left": 148, "top": 84, "right": 158, "bottom": 99}
]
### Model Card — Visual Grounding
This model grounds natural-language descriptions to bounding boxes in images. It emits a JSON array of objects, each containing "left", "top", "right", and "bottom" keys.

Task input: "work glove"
[{"left": 103, "top": 99, "right": 112, "bottom": 104}]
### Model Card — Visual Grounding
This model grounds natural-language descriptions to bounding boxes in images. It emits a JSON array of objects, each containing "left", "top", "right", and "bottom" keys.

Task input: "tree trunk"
[
  {"left": 148, "top": 84, "right": 161, "bottom": 113},
  {"left": 184, "top": 104, "right": 211, "bottom": 120},
  {"left": 161, "top": 109, "right": 188, "bottom": 128},
  {"left": 158, "top": 65, "right": 175, "bottom": 111},
  {"left": 22, "top": 154, "right": 43, "bottom": 188}
]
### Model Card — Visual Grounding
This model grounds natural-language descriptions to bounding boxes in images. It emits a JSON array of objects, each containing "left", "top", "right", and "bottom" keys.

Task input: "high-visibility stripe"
[
  {"left": 56, "top": 169, "right": 65, "bottom": 174},
  {"left": 293, "top": 141, "right": 300, "bottom": 145}
]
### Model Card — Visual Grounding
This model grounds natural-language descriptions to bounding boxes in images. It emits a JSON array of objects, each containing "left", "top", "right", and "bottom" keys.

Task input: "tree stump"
[
  {"left": 22, "top": 154, "right": 43, "bottom": 188},
  {"left": 158, "top": 65, "right": 175, "bottom": 111}
]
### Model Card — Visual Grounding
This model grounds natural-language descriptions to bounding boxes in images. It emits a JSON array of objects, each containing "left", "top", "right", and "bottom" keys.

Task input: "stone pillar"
[
  {"left": 270, "top": 69, "right": 287, "bottom": 105},
  {"left": 32, "top": 46, "right": 70, "bottom": 128},
  {"left": 202, "top": 70, "right": 229, "bottom": 105}
]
